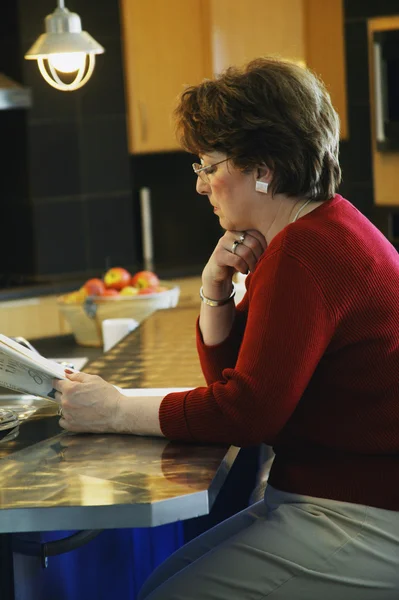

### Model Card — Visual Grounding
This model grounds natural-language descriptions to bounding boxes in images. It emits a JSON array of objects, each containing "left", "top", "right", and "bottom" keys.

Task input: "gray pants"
[{"left": 138, "top": 485, "right": 399, "bottom": 600}]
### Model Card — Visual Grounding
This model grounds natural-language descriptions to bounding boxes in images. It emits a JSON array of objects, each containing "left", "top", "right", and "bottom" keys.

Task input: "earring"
[{"left": 255, "top": 181, "right": 269, "bottom": 194}]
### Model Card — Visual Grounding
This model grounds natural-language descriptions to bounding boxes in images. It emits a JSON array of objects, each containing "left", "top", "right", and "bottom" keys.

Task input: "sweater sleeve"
[{"left": 159, "top": 248, "right": 335, "bottom": 446}]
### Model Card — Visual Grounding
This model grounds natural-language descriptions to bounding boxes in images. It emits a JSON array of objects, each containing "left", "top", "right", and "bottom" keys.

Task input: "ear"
[
  {"left": 256, "top": 164, "right": 272, "bottom": 183},
  {"left": 254, "top": 165, "right": 272, "bottom": 194}
]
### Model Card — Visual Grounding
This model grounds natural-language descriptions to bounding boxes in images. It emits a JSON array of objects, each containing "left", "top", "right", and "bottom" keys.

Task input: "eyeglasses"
[{"left": 192, "top": 158, "right": 230, "bottom": 184}]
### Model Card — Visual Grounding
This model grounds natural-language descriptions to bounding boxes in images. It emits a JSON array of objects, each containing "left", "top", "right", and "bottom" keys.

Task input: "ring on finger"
[
  {"left": 231, "top": 240, "right": 242, "bottom": 254},
  {"left": 58, "top": 406, "right": 63, "bottom": 419},
  {"left": 238, "top": 232, "right": 246, "bottom": 243}
]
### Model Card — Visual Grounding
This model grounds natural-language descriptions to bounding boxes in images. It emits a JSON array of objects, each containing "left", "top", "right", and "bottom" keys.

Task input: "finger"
[
  {"left": 229, "top": 242, "right": 258, "bottom": 273},
  {"left": 220, "top": 250, "right": 250, "bottom": 275},
  {"left": 227, "top": 230, "right": 266, "bottom": 260},
  {"left": 52, "top": 378, "right": 69, "bottom": 392},
  {"left": 64, "top": 370, "right": 93, "bottom": 383},
  {"left": 240, "top": 236, "right": 265, "bottom": 262},
  {"left": 53, "top": 391, "right": 62, "bottom": 402},
  {"left": 245, "top": 230, "right": 268, "bottom": 252},
  {"left": 59, "top": 417, "right": 77, "bottom": 431}
]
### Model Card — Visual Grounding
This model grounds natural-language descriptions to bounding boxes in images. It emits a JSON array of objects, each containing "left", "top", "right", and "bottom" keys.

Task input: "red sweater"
[{"left": 160, "top": 195, "right": 399, "bottom": 510}]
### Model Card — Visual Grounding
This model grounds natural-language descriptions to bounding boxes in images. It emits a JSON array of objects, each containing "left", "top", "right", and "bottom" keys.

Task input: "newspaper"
[{"left": 0, "top": 334, "right": 68, "bottom": 400}]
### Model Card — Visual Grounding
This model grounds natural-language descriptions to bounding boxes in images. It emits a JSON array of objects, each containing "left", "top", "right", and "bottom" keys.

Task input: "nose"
[{"left": 196, "top": 176, "right": 210, "bottom": 195}]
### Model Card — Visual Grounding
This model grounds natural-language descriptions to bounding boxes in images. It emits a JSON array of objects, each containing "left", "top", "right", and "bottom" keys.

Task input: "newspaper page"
[{"left": 0, "top": 334, "right": 67, "bottom": 400}]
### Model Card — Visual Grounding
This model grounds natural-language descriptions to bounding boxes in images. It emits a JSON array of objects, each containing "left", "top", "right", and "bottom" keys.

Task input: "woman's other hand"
[
  {"left": 53, "top": 371, "right": 123, "bottom": 433},
  {"left": 202, "top": 229, "right": 267, "bottom": 298}
]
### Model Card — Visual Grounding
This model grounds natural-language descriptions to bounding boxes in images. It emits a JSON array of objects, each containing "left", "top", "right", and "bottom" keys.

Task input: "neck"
[
  {"left": 292, "top": 199, "right": 312, "bottom": 223},
  {"left": 259, "top": 195, "right": 312, "bottom": 245}
]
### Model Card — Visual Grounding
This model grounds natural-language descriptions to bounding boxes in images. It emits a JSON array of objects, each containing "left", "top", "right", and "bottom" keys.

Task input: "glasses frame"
[{"left": 192, "top": 158, "right": 230, "bottom": 183}]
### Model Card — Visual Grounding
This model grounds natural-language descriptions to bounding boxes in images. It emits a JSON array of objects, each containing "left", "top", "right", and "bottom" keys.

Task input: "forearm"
[
  {"left": 114, "top": 393, "right": 165, "bottom": 437},
  {"left": 199, "top": 281, "right": 236, "bottom": 346}
]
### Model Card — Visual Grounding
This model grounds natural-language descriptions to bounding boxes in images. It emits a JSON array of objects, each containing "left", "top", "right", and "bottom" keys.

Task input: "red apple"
[
  {"left": 84, "top": 278, "right": 105, "bottom": 296},
  {"left": 104, "top": 267, "right": 131, "bottom": 290},
  {"left": 131, "top": 270, "right": 159, "bottom": 290},
  {"left": 120, "top": 286, "right": 139, "bottom": 296},
  {"left": 100, "top": 288, "right": 119, "bottom": 297}
]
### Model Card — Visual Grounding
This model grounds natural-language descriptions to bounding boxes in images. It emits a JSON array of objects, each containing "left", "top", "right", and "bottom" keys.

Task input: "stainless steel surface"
[
  {"left": 84, "top": 307, "right": 206, "bottom": 388},
  {"left": 0, "top": 73, "right": 31, "bottom": 110},
  {"left": 0, "top": 430, "right": 238, "bottom": 532},
  {"left": 0, "top": 395, "right": 57, "bottom": 420},
  {"left": 0, "top": 409, "right": 19, "bottom": 439},
  {"left": 0, "top": 308, "right": 238, "bottom": 533}
]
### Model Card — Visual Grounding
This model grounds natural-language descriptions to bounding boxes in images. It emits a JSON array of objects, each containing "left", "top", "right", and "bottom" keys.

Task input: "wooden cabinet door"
[
  {"left": 208, "top": 0, "right": 306, "bottom": 73},
  {"left": 208, "top": 0, "right": 347, "bottom": 140},
  {"left": 121, "top": 0, "right": 211, "bottom": 154},
  {"left": 304, "top": 0, "right": 348, "bottom": 140}
]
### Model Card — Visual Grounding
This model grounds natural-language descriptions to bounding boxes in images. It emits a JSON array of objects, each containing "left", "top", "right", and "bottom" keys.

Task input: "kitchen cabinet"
[
  {"left": 120, "top": 0, "right": 347, "bottom": 153},
  {"left": 208, "top": 0, "right": 306, "bottom": 73},
  {"left": 304, "top": 0, "right": 348, "bottom": 140},
  {"left": 208, "top": 0, "right": 348, "bottom": 140},
  {"left": 120, "top": 0, "right": 212, "bottom": 154}
]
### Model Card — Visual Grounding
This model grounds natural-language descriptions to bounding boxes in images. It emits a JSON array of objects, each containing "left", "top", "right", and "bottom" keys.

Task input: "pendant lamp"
[{"left": 25, "top": 0, "right": 104, "bottom": 92}]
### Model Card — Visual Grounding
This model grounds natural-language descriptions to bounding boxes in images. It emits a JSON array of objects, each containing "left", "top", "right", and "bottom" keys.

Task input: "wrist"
[
  {"left": 201, "top": 279, "right": 233, "bottom": 301},
  {"left": 111, "top": 392, "right": 126, "bottom": 433},
  {"left": 200, "top": 283, "right": 236, "bottom": 307}
]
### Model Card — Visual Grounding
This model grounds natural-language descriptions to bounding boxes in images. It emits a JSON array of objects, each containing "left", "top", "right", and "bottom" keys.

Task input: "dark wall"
[
  {"left": 130, "top": 152, "right": 223, "bottom": 278},
  {"left": 3, "top": 0, "right": 398, "bottom": 282},
  {"left": 0, "top": 1, "right": 34, "bottom": 279},
  {"left": 1, "top": 0, "right": 136, "bottom": 281},
  {"left": 341, "top": 0, "right": 399, "bottom": 245}
]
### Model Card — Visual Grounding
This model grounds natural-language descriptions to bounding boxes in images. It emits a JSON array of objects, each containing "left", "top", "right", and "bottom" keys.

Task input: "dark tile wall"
[
  {"left": 0, "top": 2, "right": 34, "bottom": 277},
  {"left": 130, "top": 152, "right": 223, "bottom": 278},
  {"left": 341, "top": 0, "right": 399, "bottom": 240},
  {"left": 2, "top": 0, "right": 136, "bottom": 280},
  {"left": 5, "top": 0, "right": 398, "bottom": 281}
]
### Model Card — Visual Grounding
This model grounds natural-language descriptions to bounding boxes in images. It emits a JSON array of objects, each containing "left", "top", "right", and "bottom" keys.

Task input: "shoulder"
[
  {"left": 266, "top": 194, "right": 382, "bottom": 269},
  {"left": 249, "top": 194, "right": 369, "bottom": 300}
]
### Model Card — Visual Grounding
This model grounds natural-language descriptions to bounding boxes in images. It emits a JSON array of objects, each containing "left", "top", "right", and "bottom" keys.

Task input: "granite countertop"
[{"left": 0, "top": 307, "right": 238, "bottom": 533}]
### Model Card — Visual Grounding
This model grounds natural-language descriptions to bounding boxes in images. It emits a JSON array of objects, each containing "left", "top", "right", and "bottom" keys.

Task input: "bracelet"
[{"left": 199, "top": 284, "right": 236, "bottom": 307}]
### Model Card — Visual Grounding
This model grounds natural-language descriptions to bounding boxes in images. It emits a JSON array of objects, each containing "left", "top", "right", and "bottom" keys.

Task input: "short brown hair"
[{"left": 174, "top": 57, "right": 341, "bottom": 201}]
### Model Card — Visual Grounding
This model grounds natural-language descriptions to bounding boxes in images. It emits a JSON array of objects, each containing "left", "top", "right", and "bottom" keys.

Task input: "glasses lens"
[{"left": 193, "top": 163, "right": 209, "bottom": 184}]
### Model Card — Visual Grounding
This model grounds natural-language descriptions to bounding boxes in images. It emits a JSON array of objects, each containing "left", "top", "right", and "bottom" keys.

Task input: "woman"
[{"left": 54, "top": 58, "right": 399, "bottom": 598}]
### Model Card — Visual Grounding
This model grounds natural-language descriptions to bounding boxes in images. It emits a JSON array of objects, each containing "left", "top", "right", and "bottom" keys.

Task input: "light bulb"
[{"left": 48, "top": 52, "right": 86, "bottom": 73}]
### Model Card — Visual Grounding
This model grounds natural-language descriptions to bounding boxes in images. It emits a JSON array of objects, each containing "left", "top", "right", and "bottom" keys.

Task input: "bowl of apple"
[{"left": 57, "top": 268, "right": 180, "bottom": 347}]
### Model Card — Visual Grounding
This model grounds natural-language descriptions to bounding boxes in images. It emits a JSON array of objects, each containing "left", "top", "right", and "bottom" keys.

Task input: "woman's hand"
[
  {"left": 202, "top": 229, "right": 267, "bottom": 298},
  {"left": 53, "top": 371, "right": 124, "bottom": 433}
]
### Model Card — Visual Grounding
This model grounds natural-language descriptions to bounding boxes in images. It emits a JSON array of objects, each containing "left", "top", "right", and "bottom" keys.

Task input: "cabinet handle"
[
  {"left": 373, "top": 42, "right": 385, "bottom": 143},
  {"left": 138, "top": 101, "right": 148, "bottom": 143}
]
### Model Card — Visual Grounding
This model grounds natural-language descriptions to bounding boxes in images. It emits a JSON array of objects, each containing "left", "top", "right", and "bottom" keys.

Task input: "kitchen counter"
[
  {"left": 0, "top": 408, "right": 238, "bottom": 532},
  {"left": 0, "top": 307, "right": 239, "bottom": 532}
]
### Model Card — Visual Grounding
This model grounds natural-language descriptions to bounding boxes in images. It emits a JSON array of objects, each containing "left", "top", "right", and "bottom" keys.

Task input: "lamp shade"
[
  {"left": 25, "top": 31, "right": 104, "bottom": 59},
  {"left": 24, "top": 5, "right": 104, "bottom": 92}
]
